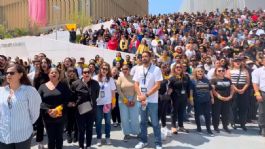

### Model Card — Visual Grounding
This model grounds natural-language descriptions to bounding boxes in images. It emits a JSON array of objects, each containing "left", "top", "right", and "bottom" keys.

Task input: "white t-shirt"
[
  {"left": 133, "top": 64, "right": 163, "bottom": 103},
  {"left": 93, "top": 76, "right": 116, "bottom": 105}
]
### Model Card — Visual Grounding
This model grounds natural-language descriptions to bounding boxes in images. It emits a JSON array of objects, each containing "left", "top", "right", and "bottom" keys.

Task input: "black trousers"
[
  {"left": 232, "top": 91, "right": 249, "bottom": 126},
  {"left": 158, "top": 97, "right": 170, "bottom": 127},
  {"left": 194, "top": 101, "right": 212, "bottom": 130},
  {"left": 111, "top": 93, "right": 121, "bottom": 123},
  {"left": 0, "top": 136, "right": 32, "bottom": 149},
  {"left": 34, "top": 114, "right": 44, "bottom": 142},
  {"left": 44, "top": 120, "right": 64, "bottom": 149},
  {"left": 76, "top": 111, "right": 95, "bottom": 148},
  {"left": 212, "top": 98, "right": 231, "bottom": 129},
  {"left": 66, "top": 107, "right": 78, "bottom": 138},
  {"left": 171, "top": 95, "right": 187, "bottom": 128},
  {"left": 248, "top": 88, "right": 258, "bottom": 120}
]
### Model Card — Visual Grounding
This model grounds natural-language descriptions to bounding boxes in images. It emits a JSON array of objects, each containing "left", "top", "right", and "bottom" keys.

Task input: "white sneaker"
[
  {"left": 106, "top": 138, "right": 111, "bottom": 145},
  {"left": 135, "top": 142, "right": 148, "bottom": 149},
  {"left": 156, "top": 145, "right": 162, "bottom": 149},
  {"left": 96, "top": 139, "right": 102, "bottom": 146}
]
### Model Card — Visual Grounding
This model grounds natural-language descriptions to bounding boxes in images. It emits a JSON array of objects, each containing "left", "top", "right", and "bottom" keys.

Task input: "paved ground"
[{"left": 31, "top": 118, "right": 265, "bottom": 149}]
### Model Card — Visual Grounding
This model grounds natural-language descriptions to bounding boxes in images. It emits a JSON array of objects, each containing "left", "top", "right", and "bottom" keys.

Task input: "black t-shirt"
[
  {"left": 168, "top": 74, "right": 190, "bottom": 97},
  {"left": 0, "top": 69, "right": 5, "bottom": 86},
  {"left": 211, "top": 77, "right": 232, "bottom": 97},
  {"left": 38, "top": 82, "right": 71, "bottom": 122},
  {"left": 191, "top": 78, "right": 212, "bottom": 103}
]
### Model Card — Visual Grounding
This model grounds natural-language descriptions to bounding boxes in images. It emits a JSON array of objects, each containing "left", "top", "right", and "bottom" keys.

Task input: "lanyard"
[{"left": 143, "top": 64, "right": 152, "bottom": 85}]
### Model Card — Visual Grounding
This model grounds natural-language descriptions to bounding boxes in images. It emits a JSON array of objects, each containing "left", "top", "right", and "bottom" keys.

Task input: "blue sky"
[{"left": 149, "top": 0, "right": 182, "bottom": 15}]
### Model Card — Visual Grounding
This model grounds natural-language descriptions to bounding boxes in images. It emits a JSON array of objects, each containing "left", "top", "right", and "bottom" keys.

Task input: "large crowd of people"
[{"left": 0, "top": 7, "right": 265, "bottom": 149}]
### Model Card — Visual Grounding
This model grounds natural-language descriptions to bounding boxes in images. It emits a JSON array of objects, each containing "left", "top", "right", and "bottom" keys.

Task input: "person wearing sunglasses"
[
  {"left": 226, "top": 57, "right": 250, "bottom": 131},
  {"left": 211, "top": 66, "right": 234, "bottom": 133},
  {"left": 190, "top": 67, "right": 214, "bottom": 136},
  {"left": 93, "top": 62, "right": 116, "bottom": 146},
  {"left": 62, "top": 67, "right": 79, "bottom": 144},
  {"left": 71, "top": 68, "right": 100, "bottom": 149},
  {"left": 168, "top": 63, "right": 191, "bottom": 134},
  {"left": 0, "top": 64, "right": 41, "bottom": 149}
]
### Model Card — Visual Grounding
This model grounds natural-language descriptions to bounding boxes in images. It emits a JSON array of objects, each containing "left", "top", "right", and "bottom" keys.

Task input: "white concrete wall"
[{"left": 0, "top": 36, "right": 134, "bottom": 65}]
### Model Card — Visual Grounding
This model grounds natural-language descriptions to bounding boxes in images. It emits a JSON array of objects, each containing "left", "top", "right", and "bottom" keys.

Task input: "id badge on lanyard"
[
  {"left": 141, "top": 65, "right": 151, "bottom": 94},
  {"left": 100, "top": 83, "right": 105, "bottom": 98}
]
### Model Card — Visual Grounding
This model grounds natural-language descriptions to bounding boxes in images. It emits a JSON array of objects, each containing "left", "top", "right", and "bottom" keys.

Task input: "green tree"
[{"left": 70, "top": 11, "right": 92, "bottom": 35}]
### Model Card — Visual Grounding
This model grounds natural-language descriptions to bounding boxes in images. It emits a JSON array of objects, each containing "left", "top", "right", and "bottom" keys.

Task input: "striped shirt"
[
  {"left": 0, "top": 85, "right": 41, "bottom": 144},
  {"left": 230, "top": 69, "right": 247, "bottom": 85}
]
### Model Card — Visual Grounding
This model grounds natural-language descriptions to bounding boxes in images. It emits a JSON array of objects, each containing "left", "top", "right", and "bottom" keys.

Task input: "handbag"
[
  {"left": 78, "top": 101, "right": 92, "bottom": 115},
  {"left": 77, "top": 81, "right": 93, "bottom": 115}
]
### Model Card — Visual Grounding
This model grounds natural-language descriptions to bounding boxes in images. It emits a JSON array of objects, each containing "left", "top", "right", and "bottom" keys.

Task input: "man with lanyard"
[
  {"left": 252, "top": 56, "right": 265, "bottom": 137},
  {"left": 133, "top": 51, "right": 163, "bottom": 149}
]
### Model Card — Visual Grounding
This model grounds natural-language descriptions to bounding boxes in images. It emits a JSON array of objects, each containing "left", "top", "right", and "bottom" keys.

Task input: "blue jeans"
[
  {"left": 119, "top": 96, "right": 140, "bottom": 135},
  {"left": 140, "top": 103, "right": 162, "bottom": 146},
  {"left": 96, "top": 105, "right": 111, "bottom": 139}
]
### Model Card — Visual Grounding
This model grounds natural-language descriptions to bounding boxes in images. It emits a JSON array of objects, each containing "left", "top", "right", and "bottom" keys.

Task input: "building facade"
[
  {"left": 0, "top": 0, "right": 148, "bottom": 29},
  {"left": 179, "top": 0, "right": 265, "bottom": 13}
]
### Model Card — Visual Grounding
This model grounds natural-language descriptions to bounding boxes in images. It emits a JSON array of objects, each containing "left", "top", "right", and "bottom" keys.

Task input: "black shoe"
[
  {"left": 224, "top": 127, "right": 231, "bottom": 134},
  {"left": 73, "top": 136, "right": 78, "bottom": 143},
  {"left": 179, "top": 127, "right": 189, "bottom": 133},
  {"left": 241, "top": 126, "right": 247, "bottom": 131},
  {"left": 231, "top": 124, "right": 237, "bottom": 130},
  {"left": 197, "top": 128, "right": 202, "bottom": 134},
  {"left": 207, "top": 130, "right": 214, "bottom": 136},
  {"left": 214, "top": 128, "right": 220, "bottom": 133},
  {"left": 67, "top": 134, "right": 73, "bottom": 143}
]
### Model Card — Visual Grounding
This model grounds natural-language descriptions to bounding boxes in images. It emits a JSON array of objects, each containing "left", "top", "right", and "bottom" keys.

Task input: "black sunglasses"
[
  {"left": 5, "top": 71, "right": 16, "bottom": 76},
  {"left": 217, "top": 69, "right": 225, "bottom": 72},
  {"left": 102, "top": 67, "right": 108, "bottom": 71},
  {"left": 82, "top": 71, "right": 90, "bottom": 74}
]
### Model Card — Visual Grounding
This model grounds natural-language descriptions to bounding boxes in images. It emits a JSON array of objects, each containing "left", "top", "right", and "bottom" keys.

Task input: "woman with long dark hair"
[
  {"left": 38, "top": 67, "right": 71, "bottom": 149},
  {"left": 33, "top": 57, "right": 52, "bottom": 149},
  {"left": 93, "top": 62, "right": 116, "bottom": 146},
  {"left": 0, "top": 64, "right": 41, "bottom": 149}
]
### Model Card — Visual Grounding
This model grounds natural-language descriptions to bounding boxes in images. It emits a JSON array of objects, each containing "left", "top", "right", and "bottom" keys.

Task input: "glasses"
[
  {"left": 101, "top": 67, "right": 108, "bottom": 71},
  {"left": 217, "top": 69, "right": 225, "bottom": 73},
  {"left": 122, "top": 68, "right": 129, "bottom": 71},
  {"left": 82, "top": 71, "right": 90, "bottom": 74},
  {"left": 5, "top": 71, "right": 16, "bottom": 76},
  {"left": 175, "top": 66, "right": 182, "bottom": 69}
]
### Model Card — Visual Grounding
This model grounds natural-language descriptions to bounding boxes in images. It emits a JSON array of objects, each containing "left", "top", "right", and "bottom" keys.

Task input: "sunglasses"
[
  {"left": 122, "top": 68, "right": 129, "bottom": 71},
  {"left": 82, "top": 71, "right": 90, "bottom": 74},
  {"left": 102, "top": 67, "right": 108, "bottom": 71},
  {"left": 217, "top": 69, "right": 225, "bottom": 72},
  {"left": 5, "top": 71, "right": 16, "bottom": 76}
]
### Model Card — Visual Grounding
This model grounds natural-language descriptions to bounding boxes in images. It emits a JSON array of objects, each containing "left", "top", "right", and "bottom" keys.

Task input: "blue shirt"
[{"left": 0, "top": 85, "right": 41, "bottom": 144}]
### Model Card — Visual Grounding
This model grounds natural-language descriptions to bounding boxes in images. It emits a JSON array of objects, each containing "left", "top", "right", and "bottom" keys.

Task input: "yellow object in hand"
[
  {"left": 123, "top": 98, "right": 129, "bottom": 104},
  {"left": 55, "top": 105, "right": 63, "bottom": 117},
  {"left": 112, "top": 97, "right": 116, "bottom": 107}
]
